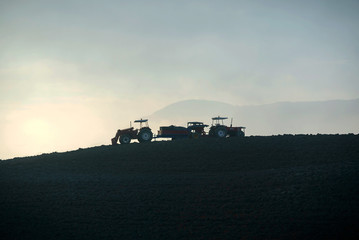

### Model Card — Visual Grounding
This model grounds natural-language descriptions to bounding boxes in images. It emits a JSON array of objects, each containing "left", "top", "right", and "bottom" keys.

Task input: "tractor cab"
[
  {"left": 134, "top": 119, "right": 149, "bottom": 129},
  {"left": 211, "top": 116, "right": 228, "bottom": 126},
  {"left": 209, "top": 116, "right": 228, "bottom": 138}
]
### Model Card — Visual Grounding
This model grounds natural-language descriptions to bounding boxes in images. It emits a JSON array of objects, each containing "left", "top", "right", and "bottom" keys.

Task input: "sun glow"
[
  {"left": 22, "top": 118, "right": 54, "bottom": 144},
  {"left": 2, "top": 101, "right": 109, "bottom": 159},
  {"left": 3, "top": 114, "right": 60, "bottom": 158}
]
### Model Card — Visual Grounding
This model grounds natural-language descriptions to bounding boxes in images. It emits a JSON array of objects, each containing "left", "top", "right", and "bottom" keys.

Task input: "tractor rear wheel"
[
  {"left": 214, "top": 127, "right": 227, "bottom": 138},
  {"left": 119, "top": 134, "right": 131, "bottom": 144},
  {"left": 138, "top": 129, "right": 153, "bottom": 143}
]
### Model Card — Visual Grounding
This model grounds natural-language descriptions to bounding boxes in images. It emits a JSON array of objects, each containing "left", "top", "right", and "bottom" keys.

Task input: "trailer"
[{"left": 156, "top": 125, "right": 190, "bottom": 140}]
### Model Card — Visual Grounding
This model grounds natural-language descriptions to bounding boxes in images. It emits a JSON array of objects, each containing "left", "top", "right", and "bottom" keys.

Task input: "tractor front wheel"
[
  {"left": 119, "top": 134, "right": 131, "bottom": 144},
  {"left": 138, "top": 129, "right": 153, "bottom": 143}
]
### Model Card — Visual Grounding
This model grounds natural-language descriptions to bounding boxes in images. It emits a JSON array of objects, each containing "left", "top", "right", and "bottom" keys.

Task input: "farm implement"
[{"left": 111, "top": 116, "right": 245, "bottom": 145}]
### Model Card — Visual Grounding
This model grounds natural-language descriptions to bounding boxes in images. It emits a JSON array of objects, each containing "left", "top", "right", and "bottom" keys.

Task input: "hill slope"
[{"left": 1, "top": 135, "right": 358, "bottom": 239}]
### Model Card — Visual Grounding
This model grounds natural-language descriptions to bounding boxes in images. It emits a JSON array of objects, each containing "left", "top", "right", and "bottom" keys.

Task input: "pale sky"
[{"left": 1, "top": 0, "right": 359, "bottom": 159}]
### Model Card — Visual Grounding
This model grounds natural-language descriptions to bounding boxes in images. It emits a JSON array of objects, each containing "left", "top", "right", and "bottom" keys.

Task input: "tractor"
[
  {"left": 209, "top": 116, "right": 245, "bottom": 138},
  {"left": 111, "top": 119, "right": 153, "bottom": 145}
]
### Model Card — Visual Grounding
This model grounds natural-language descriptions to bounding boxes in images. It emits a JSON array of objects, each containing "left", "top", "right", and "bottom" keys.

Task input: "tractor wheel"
[
  {"left": 138, "top": 129, "right": 153, "bottom": 143},
  {"left": 119, "top": 134, "right": 131, "bottom": 144},
  {"left": 214, "top": 127, "right": 227, "bottom": 138}
]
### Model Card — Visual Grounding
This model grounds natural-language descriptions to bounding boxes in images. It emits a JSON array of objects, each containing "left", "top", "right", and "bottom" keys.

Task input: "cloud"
[{"left": 1, "top": 1, "right": 359, "bottom": 105}]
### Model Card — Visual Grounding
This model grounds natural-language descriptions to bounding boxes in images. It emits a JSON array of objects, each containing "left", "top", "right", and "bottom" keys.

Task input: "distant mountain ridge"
[{"left": 149, "top": 99, "right": 359, "bottom": 136}]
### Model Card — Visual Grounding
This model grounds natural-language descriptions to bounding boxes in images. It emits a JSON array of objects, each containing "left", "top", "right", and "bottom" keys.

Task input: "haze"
[{"left": 1, "top": 0, "right": 359, "bottom": 159}]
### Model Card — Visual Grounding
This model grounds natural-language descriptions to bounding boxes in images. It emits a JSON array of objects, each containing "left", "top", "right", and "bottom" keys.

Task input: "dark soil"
[{"left": 1, "top": 135, "right": 359, "bottom": 239}]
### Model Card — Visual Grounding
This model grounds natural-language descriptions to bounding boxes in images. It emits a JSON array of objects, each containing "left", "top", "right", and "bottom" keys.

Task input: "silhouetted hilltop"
[
  {"left": 149, "top": 99, "right": 359, "bottom": 135},
  {"left": 1, "top": 134, "right": 358, "bottom": 239}
]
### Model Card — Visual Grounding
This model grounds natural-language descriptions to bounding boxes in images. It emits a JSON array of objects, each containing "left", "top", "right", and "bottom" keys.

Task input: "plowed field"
[{"left": 1, "top": 135, "right": 358, "bottom": 239}]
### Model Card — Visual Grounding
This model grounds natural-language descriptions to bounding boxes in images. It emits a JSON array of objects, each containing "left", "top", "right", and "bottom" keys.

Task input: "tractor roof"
[
  {"left": 134, "top": 119, "right": 148, "bottom": 123},
  {"left": 187, "top": 122, "right": 209, "bottom": 127},
  {"left": 212, "top": 116, "right": 228, "bottom": 120}
]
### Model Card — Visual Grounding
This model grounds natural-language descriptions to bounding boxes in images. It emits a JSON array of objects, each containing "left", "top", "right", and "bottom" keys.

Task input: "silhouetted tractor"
[
  {"left": 111, "top": 119, "right": 153, "bottom": 145},
  {"left": 209, "top": 116, "right": 245, "bottom": 138}
]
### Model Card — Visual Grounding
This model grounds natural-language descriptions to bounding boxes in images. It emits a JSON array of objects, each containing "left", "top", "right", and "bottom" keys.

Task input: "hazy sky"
[{"left": 1, "top": 0, "right": 359, "bottom": 159}]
